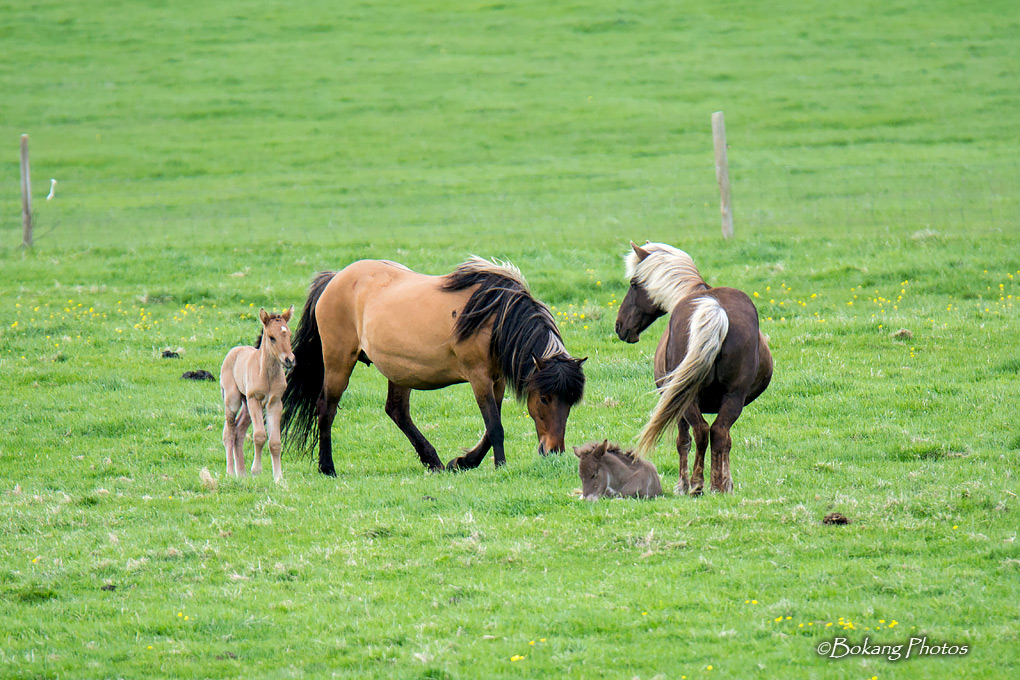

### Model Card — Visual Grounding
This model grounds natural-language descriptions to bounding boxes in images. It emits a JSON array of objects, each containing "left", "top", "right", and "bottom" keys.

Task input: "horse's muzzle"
[{"left": 615, "top": 321, "right": 640, "bottom": 343}]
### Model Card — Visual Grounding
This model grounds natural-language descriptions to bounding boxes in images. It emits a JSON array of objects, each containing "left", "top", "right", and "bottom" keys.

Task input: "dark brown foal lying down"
[{"left": 574, "top": 439, "right": 663, "bottom": 501}]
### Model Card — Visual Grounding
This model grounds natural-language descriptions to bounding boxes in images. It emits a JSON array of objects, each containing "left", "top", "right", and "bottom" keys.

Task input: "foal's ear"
[
  {"left": 258, "top": 308, "right": 270, "bottom": 324},
  {"left": 532, "top": 353, "right": 547, "bottom": 371},
  {"left": 282, "top": 305, "right": 294, "bottom": 322},
  {"left": 575, "top": 356, "right": 588, "bottom": 366},
  {"left": 572, "top": 445, "right": 583, "bottom": 458},
  {"left": 630, "top": 241, "right": 651, "bottom": 261},
  {"left": 593, "top": 439, "right": 609, "bottom": 458}
]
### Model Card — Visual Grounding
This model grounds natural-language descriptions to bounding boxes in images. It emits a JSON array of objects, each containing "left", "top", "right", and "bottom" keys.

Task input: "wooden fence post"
[
  {"left": 20, "top": 134, "right": 33, "bottom": 248},
  {"left": 711, "top": 112, "right": 734, "bottom": 239}
]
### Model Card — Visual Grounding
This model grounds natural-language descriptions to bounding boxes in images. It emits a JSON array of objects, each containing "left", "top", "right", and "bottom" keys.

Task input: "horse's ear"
[
  {"left": 593, "top": 439, "right": 608, "bottom": 458},
  {"left": 631, "top": 241, "right": 651, "bottom": 261},
  {"left": 573, "top": 445, "right": 583, "bottom": 458},
  {"left": 282, "top": 305, "right": 294, "bottom": 322},
  {"left": 532, "top": 353, "right": 547, "bottom": 371},
  {"left": 258, "top": 308, "right": 270, "bottom": 324},
  {"left": 575, "top": 356, "right": 588, "bottom": 366}
]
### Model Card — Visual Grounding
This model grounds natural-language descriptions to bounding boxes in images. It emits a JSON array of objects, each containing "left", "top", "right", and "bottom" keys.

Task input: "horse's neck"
[{"left": 603, "top": 451, "right": 640, "bottom": 482}]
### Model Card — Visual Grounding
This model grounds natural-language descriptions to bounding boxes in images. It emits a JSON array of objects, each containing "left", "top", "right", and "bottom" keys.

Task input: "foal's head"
[
  {"left": 259, "top": 306, "right": 296, "bottom": 370},
  {"left": 574, "top": 439, "right": 613, "bottom": 501},
  {"left": 615, "top": 243, "right": 666, "bottom": 343},
  {"left": 526, "top": 355, "right": 586, "bottom": 456}
]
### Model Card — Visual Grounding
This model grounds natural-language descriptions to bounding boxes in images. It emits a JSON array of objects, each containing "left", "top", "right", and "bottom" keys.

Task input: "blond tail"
[{"left": 636, "top": 297, "right": 729, "bottom": 455}]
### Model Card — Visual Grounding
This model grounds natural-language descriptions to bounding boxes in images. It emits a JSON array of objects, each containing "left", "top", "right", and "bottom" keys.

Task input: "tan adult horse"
[
  {"left": 615, "top": 242, "right": 772, "bottom": 494},
  {"left": 281, "top": 257, "right": 587, "bottom": 475},
  {"left": 220, "top": 307, "right": 295, "bottom": 481}
]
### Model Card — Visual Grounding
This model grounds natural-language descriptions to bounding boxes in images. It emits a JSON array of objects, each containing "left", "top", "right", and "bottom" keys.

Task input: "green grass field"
[{"left": 2, "top": 1, "right": 1019, "bottom": 678}]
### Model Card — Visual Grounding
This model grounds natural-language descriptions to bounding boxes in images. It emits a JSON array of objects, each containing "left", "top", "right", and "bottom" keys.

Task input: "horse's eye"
[
  {"left": 540, "top": 396, "right": 549, "bottom": 406},
  {"left": 270, "top": 337, "right": 277, "bottom": 343}
]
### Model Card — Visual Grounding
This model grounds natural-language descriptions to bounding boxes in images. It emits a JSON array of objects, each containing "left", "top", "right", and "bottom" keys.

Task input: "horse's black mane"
[{"left": 441, "top": 260, "right": 584, "bottom": 404}]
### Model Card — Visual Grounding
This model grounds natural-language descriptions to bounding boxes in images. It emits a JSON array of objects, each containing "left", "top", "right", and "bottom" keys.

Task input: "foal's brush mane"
[
  {"left": 624, "top": 242, "right": 709, "bottom": 311},
  {"left": 441, "top": 256, "right": 584, "bottom": 404},
  {"left": 576, "top": 440, "right": 643, "bottom": 462}
]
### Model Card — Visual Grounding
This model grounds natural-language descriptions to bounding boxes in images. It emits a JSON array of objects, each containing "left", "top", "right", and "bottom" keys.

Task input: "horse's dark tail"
[{"left": 281, "top": 271, "right": 336, "bottom": 455}]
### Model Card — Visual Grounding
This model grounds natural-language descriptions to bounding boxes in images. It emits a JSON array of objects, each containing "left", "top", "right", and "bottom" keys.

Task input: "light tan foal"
[{"left": 220, "top": 307, "right": 295, "bottom": 481}]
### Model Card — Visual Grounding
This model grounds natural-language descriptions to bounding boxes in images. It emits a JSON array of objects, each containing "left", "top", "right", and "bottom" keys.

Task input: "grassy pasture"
[{"left": 2, "top": 1, "right": 1019, "bottom": 678}]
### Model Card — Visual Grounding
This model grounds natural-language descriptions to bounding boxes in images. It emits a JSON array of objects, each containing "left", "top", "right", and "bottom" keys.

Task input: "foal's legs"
[
  {"left": 384, "top": 382, "right": 444, "bottom": 471},
  {"left": 222, "top": 389, "right": 245, "bottom": 477},
  {"left": 265, "top": 397, "right": 284, "bottom": 481},
  {"left": 688, "top": 405, "right": 710, "bottom": 496},
  {"left": 246, "top": 395, "right": 267, "bottom": 476},
  {"left": 447, "top": 379, "right": 505, "bottom": 471},
  {"left": 232, "top": 403, "right": 251, "bottom": 476},
  {"left": 709, "top": 394, "right": 744, "bottom": 493}
]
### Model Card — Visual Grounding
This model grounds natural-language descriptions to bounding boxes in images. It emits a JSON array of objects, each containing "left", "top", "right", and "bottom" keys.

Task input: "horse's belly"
[{"left": 369, "top": 353, "right": 467, "bottom": 390}]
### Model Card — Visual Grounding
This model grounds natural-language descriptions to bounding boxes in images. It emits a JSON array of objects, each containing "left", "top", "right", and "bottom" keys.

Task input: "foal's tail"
[
  {"left": 281, "top": 271, "right": 336, "bottom": 454},
  {"left": 635, "top": 297, "right": 729, "bottom": 456}
]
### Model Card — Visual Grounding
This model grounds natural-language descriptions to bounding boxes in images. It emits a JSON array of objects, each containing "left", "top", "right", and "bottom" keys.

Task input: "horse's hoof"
[
  {"left": 445, "top": 458, "right": 462, "bottom": 472},
  {"left": 319, "top": 467, "right": 337, "bottom": 477}
]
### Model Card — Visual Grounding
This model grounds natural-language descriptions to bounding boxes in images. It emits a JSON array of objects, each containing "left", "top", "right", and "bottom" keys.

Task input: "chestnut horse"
[
  {"left": 220, "top": 307, "right": 296, "bottom": 481},
  {"left": 281, "top": 257, "right": 586, "bottom": 475},
  {"left": 615, "top": 242, "right": 772, "bottom": 494}
]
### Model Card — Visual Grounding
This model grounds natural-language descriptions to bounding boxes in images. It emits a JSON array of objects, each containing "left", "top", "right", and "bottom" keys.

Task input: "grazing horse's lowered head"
[
  {"left": 445, "top": 256, "right": 587, "bottom": 458},
  {"left": 526, "top": 353, "right": 587, "bottom": 455}
]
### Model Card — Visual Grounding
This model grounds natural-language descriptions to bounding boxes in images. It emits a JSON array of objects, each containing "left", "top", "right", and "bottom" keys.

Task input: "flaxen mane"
[
  {"left": 441, "top": 256, "right": 584, "bottom": 404},
  {"left": 624, "top": 242, "right": 708, "bottom": 312}
]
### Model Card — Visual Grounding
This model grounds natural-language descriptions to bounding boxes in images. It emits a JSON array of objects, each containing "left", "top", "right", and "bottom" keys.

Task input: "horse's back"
[
  {"left": 220, "top": 345, "right": 255, "bottom": 394},
  {"left": 662, "top": 286, "right": 770, "bottom": 412},
  {"left": 315, "top": 259, "right": 483, "bottom": 389}
]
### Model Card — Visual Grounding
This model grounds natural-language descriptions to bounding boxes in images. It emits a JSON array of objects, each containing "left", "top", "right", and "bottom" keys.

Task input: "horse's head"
[
  {"left": 259, "top": 306, "right": 296, "bottom": 370},
  {"left": 526, "top": 355, "right": 586, "bottom": 455},
  {"left": 615, "top": 242, "right": 667, "bottom": 343},
  {"left": 573, "top": 439, "right": 610, "bottom": 501}
]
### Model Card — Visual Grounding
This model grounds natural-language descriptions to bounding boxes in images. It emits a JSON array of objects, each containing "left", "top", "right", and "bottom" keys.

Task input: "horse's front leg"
[
  {"left": 246, "top": 395, "right": 267, "bottom": 476},
  {"left": 265, "top": 397, "right": 284, "bottom": 482},
  {"left": 448, "top": 379, "right": 504, "bottom": 471}
]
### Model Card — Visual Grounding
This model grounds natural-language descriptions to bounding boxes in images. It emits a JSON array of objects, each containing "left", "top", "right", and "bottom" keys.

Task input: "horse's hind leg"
[
  {"left": 709, "top": 394, "right": 743, "bottom": 493},
  {"left": 384, "top": 382, "right": 444, "bottom": 471},
  {"left": 675, "top": 418, "right": 692, "bottom": 496},
  {"left": 688, "top": 406, "right": 710, "bottom": 496},
  {"left": 317, "top": 353, "right": 357, "bottom": 477}
]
